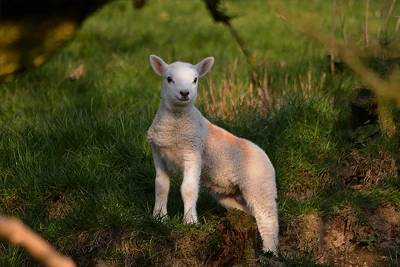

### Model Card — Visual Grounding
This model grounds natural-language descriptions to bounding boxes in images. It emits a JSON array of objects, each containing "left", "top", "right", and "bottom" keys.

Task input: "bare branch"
[
  {"left": 384, "top": 0, "right": 397, "bottom": 38},
  {"left": 331, "top": 0, "right": 337, "bottom": 73},
  {"left": 365, "top": 0, "right": 369, "bottom": 46},
  {"left": 339, "top": 0, "right": 348, "bottom": 46},
  {"left": 267, "top": 0, "right": 400, "bottom": 104},
  {"left": 0, "top": 216, "right": 76, "bottom": 267},
  {"left": 203, "top": 0, "right": 255, "bottom": 66}
]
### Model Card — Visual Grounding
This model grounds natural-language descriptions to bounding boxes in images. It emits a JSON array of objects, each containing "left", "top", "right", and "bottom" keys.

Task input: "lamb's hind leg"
[
  {"left": 213, "top": 190, "right": 278, "bottom": 253},
  {"left": 250, "top": 202, "right": 279, "bottom": 254},
  {"left": 243, "top": 179, "right": 279, "bottom": 254}
]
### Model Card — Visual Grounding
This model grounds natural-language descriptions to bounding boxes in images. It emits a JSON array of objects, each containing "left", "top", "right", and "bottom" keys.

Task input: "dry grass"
[{"left": 201, "top": 66, "right": 329, "bottom": 119}]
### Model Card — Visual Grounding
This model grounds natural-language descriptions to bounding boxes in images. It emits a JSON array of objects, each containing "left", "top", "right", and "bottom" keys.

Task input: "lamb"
[{"left": 147, "top": 55, "right": 279, "bottom": 254}]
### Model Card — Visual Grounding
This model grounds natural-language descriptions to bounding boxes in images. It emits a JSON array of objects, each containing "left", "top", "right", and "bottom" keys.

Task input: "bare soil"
[{"left": 280, "top": 205, "right": 400, "bottom": 266}]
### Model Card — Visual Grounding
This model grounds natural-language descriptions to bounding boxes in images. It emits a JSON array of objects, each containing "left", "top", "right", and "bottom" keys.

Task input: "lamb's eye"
[
  {"left": 167, "top": 76, "right": 173, "bottom": 83},
  {"left": 193, "top": 77, "right": 198, "bottom": 84}
]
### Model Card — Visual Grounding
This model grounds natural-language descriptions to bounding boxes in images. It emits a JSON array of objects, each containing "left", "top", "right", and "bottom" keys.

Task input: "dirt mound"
[
  {"left": 43, "top": 204, "right": 400, "bottom": 266},
  {"left": 280, "top": 205, "right": 400, "bottom": 266}
]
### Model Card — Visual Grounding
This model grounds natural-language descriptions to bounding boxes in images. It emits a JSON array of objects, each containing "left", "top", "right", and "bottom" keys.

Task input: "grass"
[{"left": 1, "top": 0, "right": 400, "bottom": 266}]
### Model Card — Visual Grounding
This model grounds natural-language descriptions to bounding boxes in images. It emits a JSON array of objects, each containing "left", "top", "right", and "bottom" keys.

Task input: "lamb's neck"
[{"left": 159, "top": 99, "right": 197, "bottom": 118}]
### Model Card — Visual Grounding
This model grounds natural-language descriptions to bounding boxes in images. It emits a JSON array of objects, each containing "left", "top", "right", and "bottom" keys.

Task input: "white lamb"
[{"left": 147, "top": 55, "right": 279, "bottom": 254}]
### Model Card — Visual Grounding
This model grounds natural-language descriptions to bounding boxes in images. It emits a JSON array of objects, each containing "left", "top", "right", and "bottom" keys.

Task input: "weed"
[{"left": 359, "top": 234, "right": 377, "bottom": 252}]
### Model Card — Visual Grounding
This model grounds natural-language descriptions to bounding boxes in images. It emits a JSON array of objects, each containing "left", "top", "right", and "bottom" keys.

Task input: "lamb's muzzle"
[{"left": 178, "top": 90, "right": 189, "bottom": 101}]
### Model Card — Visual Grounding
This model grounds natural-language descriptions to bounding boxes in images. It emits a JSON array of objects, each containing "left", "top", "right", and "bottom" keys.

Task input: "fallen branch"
[{"left": 0, "top": 215, "right": 76, "bottom": 267}]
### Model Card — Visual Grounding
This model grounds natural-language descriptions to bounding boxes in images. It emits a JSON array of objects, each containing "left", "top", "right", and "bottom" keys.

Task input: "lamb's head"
[{"left": 150, "top": 55, "right": 214, "bottom": 109}]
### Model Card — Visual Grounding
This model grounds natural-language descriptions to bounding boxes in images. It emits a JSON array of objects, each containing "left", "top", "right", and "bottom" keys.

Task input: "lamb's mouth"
[{"left": 176, "top": 96, "right": 189, "bottom": 102}]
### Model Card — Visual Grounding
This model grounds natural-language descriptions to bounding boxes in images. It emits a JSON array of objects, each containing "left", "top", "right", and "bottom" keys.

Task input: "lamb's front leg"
[
  {"left": 181, "top": 153, "right": 202, "bottom": 224},
  {"left": 152, "top": 149, "right": 170, "bottom": 220}
]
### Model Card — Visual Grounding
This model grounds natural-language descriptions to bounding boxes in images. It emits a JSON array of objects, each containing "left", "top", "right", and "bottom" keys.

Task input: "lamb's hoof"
[
  {"left": 153, "top": 214, "right": 168, "bottom": 222},
  {"left": 183, "top": 219, "right": 198, "bottom": 225}
]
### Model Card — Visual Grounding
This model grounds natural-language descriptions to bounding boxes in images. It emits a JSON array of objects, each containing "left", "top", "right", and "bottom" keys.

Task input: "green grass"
[{"left": 1, "top": 0, "right": 400, "bottom": 266}]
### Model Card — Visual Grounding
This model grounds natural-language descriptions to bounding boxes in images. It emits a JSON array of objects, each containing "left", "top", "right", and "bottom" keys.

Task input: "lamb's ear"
[
  {"left": 150, "top": 55, "right": 169, "bottom": 76},
  {"left": 195, "top": 57, "right": 214, "bottom": 77}
]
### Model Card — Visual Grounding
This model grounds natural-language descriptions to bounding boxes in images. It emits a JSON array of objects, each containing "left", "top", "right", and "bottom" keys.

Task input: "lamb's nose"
[{"left": 180, "top": 90, "right": 189, "bottom": 97}]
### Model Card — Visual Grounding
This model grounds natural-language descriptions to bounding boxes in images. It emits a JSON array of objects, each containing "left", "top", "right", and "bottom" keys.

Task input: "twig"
[
  {"left": 203, "top": 0, "right": 255, "bottom": 67},
  {"left": 331, "top": 0, "right": 337, "bottom": 73},
  {"left": 266, "top": 0, "right": 400, "bottom": 104},
  {"left": 365, "top": 0, "right": 369, "bottom": 46},
  {"left": 225, "top": 23, "right": 254, "bottom": 66},
  {"left": 396, "top": 16, "right": 400, "bottom": 32},
  {"left": 0, "top": 216, "right": 76, "bottom": 267},
  {"left": 384, "top": 0, "right": 397, "bottom": 39},
  {"left": 339, "top": 0, "right": 348, "bottom": 46}
]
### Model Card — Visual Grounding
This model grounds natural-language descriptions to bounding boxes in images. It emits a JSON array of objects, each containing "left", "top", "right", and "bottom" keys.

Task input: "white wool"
[{"left": 147, "top": 55, "right": 279, "bottom": 254}]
